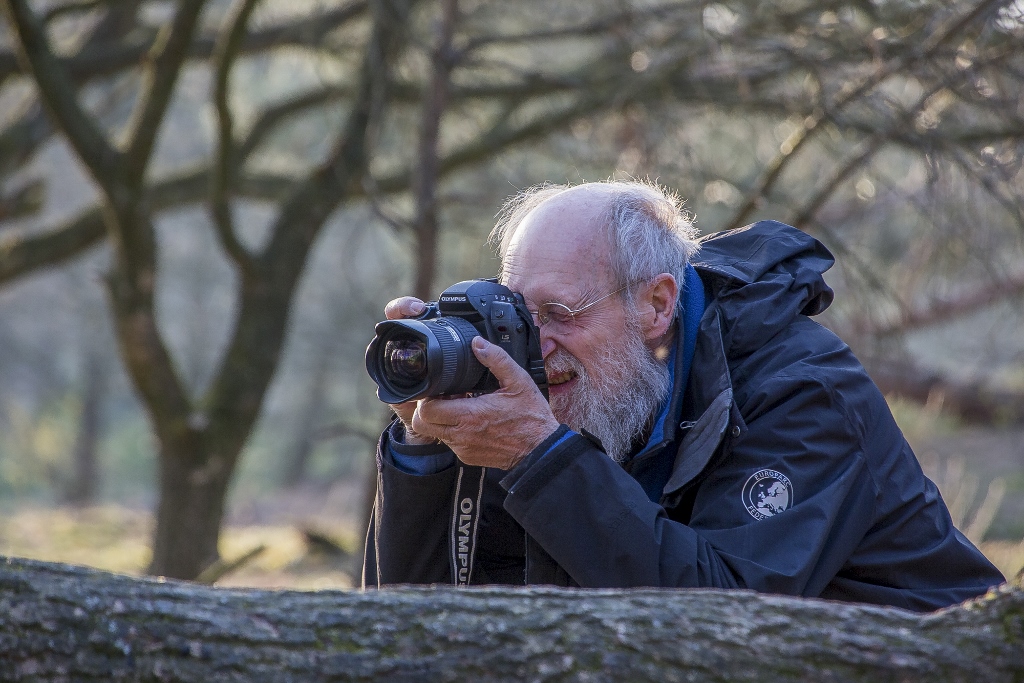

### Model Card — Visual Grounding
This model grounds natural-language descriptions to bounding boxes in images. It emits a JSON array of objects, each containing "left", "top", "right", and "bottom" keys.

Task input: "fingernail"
[
  {"left": 410, "top": 301, "right": 425, "bottom": 314},
  {"left": 472, "top": 336, "right": 488, "bottom": 352}
]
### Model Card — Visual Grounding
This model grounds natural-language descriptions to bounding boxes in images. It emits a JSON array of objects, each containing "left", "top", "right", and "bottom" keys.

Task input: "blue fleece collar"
[{"left": 680, "top": 263, "right": 706, "bottom": 394}]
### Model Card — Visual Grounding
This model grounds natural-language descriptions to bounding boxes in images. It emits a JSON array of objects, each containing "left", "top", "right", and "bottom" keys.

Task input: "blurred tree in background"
[{"left": 0, "top": 0, "right": 1022, "bottom": 580}]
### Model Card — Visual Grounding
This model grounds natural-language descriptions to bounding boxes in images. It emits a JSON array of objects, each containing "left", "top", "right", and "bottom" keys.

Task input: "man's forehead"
[
  {"left": 507, "top": 191, "right": 611, "bottom": 259},
  {"left": 500, "top": 186, "right": 618, "bottom": 299},
  {"left": 503, "top": 257, "right": 605, "bottom": 304}
]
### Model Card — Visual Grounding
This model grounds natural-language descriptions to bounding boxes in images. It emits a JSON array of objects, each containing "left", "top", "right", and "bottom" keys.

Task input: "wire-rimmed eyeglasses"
[{"left": 528, "top": 283, "right": 632, "bottom": 328}]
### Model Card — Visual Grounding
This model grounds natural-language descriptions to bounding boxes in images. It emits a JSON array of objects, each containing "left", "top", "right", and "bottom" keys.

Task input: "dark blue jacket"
[{"left": 363, "top": 221, "right": 1005, "bottom": 611}]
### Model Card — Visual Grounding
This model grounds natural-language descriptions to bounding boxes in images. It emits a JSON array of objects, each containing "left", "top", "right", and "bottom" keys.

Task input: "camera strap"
[{"left": 450, "top": 465, "right": 486, "bottom": 586}]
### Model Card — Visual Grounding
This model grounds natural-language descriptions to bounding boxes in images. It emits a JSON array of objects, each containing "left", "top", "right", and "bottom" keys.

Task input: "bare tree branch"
[
  {"left": 0, "top": 104, "right": 51, "bottom": 177},
  {"left": 203, "top": 0, "right": 417, "bottom": 468},
  {"left": 0, "top": 1, "right": 369, "bottom": 84},
  {"left": 2, "top": 0, "right": 121, "bottom": 193},
  {"left": 411, "top": 0, "right": 459, "bottom": 299},
  {"left": 209, "top": 0, "right": 263, "bottom": 271},
  {"left": 722, "top": 0, "right": 1010, "bottom": 231},
  {"left": 41, "top": 0, "right": 104, "bottom": 24},
  {"left": 236, "top": 86, "right": 348, "bottom": 160},
  {"left": 0, "top": 208, "right": 106, "bottom": 281},
  {"left": 121, "top": 0, "right": 208, "bottom": 182},
  {"left": 865, "top": 355, "right": 1024, "bottom": 425},
  {"left": 461, "top": 2, "right": 693, "bottom": 51},
  {"left": 0, "top": 179, "right": 43, "bottom": 221},
  {"left": 846, "top": 269, "right": 1024, "bottom": 338},
  {"left": 790, "top": 136, "right": 885, "bottom": 233},
  {"left": 944, "top": 145, "right": 1024, "bottom": 230},
  {"left": 790, "top": 76, "right": 951, "bottom": 232},
  {"left": 312, "top": 421, "right": 379, "bottom": 445}
]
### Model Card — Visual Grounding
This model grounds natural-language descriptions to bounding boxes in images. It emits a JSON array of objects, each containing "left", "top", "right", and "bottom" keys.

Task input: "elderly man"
[{"left": 362, "top": 180, "right": 1004, "bottom": 611}]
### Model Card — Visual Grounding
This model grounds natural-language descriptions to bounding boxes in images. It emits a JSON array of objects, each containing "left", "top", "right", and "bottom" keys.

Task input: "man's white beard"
[{"left": 546, "top": 315, "right": 671, "bottom": 463}]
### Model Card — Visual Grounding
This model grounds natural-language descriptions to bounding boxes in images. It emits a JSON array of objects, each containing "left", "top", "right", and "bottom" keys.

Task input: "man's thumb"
[{"left": 472, "top": 336, "right": 523, "bottom": 386}]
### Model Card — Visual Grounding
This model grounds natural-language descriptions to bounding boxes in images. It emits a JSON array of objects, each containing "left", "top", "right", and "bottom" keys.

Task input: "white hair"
[{"left": 489, "top": 180, "right": 700, "bottom": 303}]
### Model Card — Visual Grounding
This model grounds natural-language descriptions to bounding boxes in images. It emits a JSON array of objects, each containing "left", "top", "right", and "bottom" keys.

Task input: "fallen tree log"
[
  {"left": 864, "top": 356, "right": 1024, "bottom": 426},
  {"left": 1, "top": 556, "right": 1021, "bottom": 682}
]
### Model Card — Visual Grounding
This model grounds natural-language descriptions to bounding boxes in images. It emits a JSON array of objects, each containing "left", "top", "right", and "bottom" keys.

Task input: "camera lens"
[
  {"left": 383, "top": 339, "right": 428, "bottom": 387},
  {"left": 366, "top": 316, "right": 487, "bottom": 403}
]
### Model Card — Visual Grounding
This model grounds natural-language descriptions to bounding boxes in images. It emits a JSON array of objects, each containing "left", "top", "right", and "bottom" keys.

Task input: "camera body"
[{"left": 365, "top": 279, "right": 548, "bottom": 404}]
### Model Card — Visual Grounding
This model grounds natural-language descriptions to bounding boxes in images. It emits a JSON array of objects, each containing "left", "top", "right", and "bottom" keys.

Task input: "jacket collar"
[
  {"left": 624, "top": 266, "right": 743, "bottom": 505},
  {"left": 661, "top": 302, "right": 746, "bottom": 506}
]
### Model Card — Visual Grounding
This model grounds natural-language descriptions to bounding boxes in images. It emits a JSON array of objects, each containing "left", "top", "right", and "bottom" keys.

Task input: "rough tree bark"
[{"left": 1, "top": 557, "right": 1021, "bottom": 682}]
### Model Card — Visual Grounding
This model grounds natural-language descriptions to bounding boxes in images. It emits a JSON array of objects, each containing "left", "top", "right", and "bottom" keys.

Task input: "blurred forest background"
[{"left": 1, "top": 0, "right": 1023, "bottom": 587}]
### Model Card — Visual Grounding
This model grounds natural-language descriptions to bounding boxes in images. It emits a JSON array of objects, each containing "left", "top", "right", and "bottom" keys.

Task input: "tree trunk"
[
  {"left": 3, "top": 0, "right": 412, "bottom": 585},
  {"left": 65, "top": 348, "right": 105, "bottom": 505},
  {"left": 1, "top": 557, "right": 1021, "bottom": 682},
  {"left": 147, "top": 439, "right": 234, "bottom": 580}
]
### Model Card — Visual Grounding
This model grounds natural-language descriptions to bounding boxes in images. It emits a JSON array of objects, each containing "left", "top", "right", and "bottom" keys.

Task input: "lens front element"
[{"left": 383, "top": 339, "right": 428, "bottom": 388}]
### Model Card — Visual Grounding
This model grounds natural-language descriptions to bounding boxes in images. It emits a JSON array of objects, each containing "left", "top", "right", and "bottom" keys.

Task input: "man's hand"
[
  {"left": 382, "top": 296, "right": 436, "bottom": 446},
  {"left": 411, "top": 336, "right": 560, "bottom": 470}
]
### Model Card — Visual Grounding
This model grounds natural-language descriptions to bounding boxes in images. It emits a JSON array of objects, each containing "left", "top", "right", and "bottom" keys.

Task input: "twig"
[
  {"left": 790, "top": 135, "right": 885, "bottom": 232},
  {"left": 209, "top": 0, "right": 263, "bottom": 270},
  {"left": 195, "top": 544, "right": 267, "bottom": 585}
]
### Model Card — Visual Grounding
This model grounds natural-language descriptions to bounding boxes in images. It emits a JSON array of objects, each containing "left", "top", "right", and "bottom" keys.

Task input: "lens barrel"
[{"left": 366, "top": 316, "right": 487, "bottom": 403}]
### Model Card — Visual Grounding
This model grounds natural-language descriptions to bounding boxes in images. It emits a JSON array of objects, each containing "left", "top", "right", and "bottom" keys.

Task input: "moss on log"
[{"left": 1, "top": 556, "right": 1021, "bottom": 682}]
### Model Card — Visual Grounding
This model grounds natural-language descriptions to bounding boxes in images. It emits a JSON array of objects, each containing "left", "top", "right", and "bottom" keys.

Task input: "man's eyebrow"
[{"left": 539, "top": 285, "right": 603, "bottom": 308}]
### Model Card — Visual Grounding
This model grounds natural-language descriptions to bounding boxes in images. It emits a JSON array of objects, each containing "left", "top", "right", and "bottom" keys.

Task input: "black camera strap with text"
[{"left": 450, "top": 465, "right": 486, "bottom": 586}]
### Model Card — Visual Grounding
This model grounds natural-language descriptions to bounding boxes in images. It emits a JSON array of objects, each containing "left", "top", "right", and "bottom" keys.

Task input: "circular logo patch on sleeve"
[{"left": 742, "top": 469, "right": 794, "bottom": 520}]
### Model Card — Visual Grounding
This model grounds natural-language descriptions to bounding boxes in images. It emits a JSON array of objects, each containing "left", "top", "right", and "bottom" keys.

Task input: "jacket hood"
[{"left": 692, "top": 220, "right": 835, "bottom": 357}]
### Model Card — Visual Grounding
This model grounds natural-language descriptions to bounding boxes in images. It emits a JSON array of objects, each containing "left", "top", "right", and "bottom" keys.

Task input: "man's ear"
[{"left": 640, "top": 273, "right": 678, "bottom": 341}]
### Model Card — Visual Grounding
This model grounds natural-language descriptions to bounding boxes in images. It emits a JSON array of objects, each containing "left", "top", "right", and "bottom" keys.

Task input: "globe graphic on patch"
[
  {"left": 753, "top": 479, "right": 789, "bottom": 515},
  {"left": 742, "top": 470, "right": 794, "bottom": 520}
]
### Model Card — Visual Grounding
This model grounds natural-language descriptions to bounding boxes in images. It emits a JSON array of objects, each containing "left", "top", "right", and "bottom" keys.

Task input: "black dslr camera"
[{"left": 365, "top": 279, "right": 548, "bottom": 404}]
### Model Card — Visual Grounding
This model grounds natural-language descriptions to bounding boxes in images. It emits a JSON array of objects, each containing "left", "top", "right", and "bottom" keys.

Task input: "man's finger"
[
  {"left": 415, "top": 395, "right": 463, "bottom": 426},
  {"left": 471, "top": 337, "right": 531, "bottom": 389},
  {"left": 411, "top": 400, "right": 462, "bottom": 444},
  {"left": 387, "top": 400, "right": 417, "bottom": 422},
  {"left": 384, "top": 297, "right": 426, "bottom": 320}
]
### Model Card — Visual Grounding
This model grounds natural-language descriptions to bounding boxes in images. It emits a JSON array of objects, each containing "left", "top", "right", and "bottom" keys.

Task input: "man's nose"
[{"left": 539, "top": 326, "right": 557, "bottom": 359}]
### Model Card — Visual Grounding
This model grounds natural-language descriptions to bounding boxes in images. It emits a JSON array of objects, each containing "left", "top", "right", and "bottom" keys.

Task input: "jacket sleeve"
[
  {"left": 362, "top": 426, "right": 459, "bottom": 587},
  {"left": 499, "top": 369, "right": 880, "bottom": 595}
]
